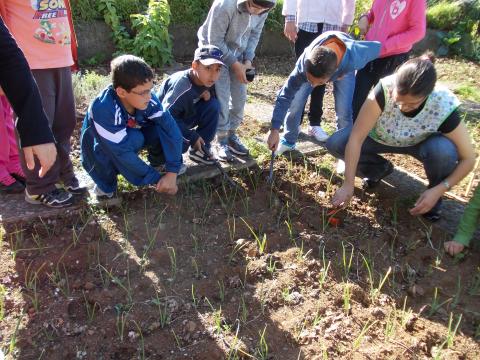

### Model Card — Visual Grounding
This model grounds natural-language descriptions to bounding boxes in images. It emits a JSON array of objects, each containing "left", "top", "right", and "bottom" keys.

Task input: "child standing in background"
[
  {"left": 197, "top": 0, "right": 276, "bottom": 162},
  {"left": 0, "top": 90, "right": 25, "bottom": 193}
]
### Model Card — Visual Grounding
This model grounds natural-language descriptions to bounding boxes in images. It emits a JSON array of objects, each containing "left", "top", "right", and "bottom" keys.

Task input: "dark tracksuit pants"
[{"left": 19, "top": 67, "right": 76, "bottom": 195}]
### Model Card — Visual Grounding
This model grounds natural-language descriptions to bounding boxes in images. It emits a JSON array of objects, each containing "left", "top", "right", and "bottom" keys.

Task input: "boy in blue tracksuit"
[
  {"left": 156, "top": 45, "right": 224, "bottom": 165},
  {"left": 81, "top": 55, "right": 183, "bottom": 198},
  {"left": 267, "top": 31, "right": 381, "bottom": 155}
]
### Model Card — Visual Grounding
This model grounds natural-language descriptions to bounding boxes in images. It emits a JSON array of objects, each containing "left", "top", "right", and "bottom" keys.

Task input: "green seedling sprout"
[{"left": 241, "top": 218, "right": 267, "bottom": 255}]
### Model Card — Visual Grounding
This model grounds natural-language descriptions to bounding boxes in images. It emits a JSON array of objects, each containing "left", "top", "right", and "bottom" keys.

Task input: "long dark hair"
[{"left": 395, "top": 52, "right": 437, "bottom": 97}]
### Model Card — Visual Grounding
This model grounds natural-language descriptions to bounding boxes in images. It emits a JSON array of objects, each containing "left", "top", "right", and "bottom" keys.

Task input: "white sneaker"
[
  {"left": 336, "top": 159, "right": 345, "bottom": 174},
  {"left": 308, "top": 125, "right": 329, "bottom": 142},
  {"left": 274, "top": 140, "right": 295, "bottom": 156},
  {"left": 93, "top": 185, "right": 114, "bottom": 199}
]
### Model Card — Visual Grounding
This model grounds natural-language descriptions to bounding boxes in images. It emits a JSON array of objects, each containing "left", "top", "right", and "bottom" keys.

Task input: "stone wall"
[{"left": 75, "top": 20, "right": 448, "bottom": 63}]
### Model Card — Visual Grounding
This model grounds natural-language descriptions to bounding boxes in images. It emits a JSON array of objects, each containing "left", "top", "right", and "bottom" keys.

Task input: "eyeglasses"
[{"left": 130, "top": 88, "right": 153, "bottom": 97}]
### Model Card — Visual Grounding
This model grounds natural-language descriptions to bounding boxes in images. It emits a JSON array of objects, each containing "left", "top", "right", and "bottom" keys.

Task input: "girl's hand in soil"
[
  {"left": 331, "top": 184, "right": 354, "bottom": 208},
  {"left": 156, "top": 172, "right": 178, "bottom": 195},
  {"left": 409, "top": 187, "right": 443, "bottom": 216},
  {"left": 267, "top": 129, "right": 280, "bottom": 151},
  {"left": 444, "top": 240, "right": 465, "bottom": 256}
]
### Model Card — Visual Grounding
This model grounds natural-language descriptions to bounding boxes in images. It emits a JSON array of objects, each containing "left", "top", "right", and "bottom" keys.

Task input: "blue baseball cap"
[{"left": 194, "top": 45, "right": 225, "bottom": 66}]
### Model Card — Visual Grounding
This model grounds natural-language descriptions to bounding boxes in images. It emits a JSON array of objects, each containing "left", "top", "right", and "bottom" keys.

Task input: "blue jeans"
[
  {"left": 283, "top": 71, "right": 355, "bottom": 145},
  {"left": 326, "top": 126, "right": 458, "bottom": 188},
  {"left": 215, "top": 65, "right": 247, "bottom": 139}
]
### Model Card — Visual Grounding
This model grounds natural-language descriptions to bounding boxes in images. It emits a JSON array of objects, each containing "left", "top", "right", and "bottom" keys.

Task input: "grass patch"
[
  {"left": 454, "top": 84, "right": 480, "bottom": 103},
  {"left": 72, "top": 71, "right": 110, "bottom": 111}
]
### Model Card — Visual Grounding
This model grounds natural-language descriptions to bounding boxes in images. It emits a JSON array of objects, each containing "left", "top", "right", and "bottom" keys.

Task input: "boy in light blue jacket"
[
  {"left": 267, "top": 31, "right": 381, "bottom": 155},
  {"left": 198, "top": 0, "right": 276, "bottom": 162},
  {"left": 81, "top": 55, "right": 183, "bottom": 198}
]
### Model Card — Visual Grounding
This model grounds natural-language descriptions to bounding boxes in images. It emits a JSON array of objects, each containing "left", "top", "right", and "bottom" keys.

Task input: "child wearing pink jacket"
[
  {"left": 0, "top": 92, "right": 25, "bottom": 193},
  {"left": 352, "top": 0, "right": 426, "bottom": 122}
]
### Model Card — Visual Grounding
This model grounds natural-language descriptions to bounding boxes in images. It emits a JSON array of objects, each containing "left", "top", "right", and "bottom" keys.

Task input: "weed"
[
  {"left": 100, "top": 265, "right": 133, "bottom": 304},
  {"left": 132, "top": 320, "right": 145, "bottom": 360},
  {"left": 83, "top": 291, "right": 99, "bottom": 324},
  {"left": 318, "top": 248, "right": 331, "bottom": 287},
  {"left": 217, "top": 280, "right": 226, "bottom": 303},
  {"left": 341, "top": 242, "right": 354, "bottom": 281},
  {"left": 152, "top": 292, "right": 170, "bottom": 328},
  {"left": 452, "top": 275, "right": 462, "bottom": 308},
  {"left": 47, "top": 263, "right": 71, "bottom": 298},
  {"left": 445, "top": 313, "right": 462, "bottom": 348},
  {"left": 6, "top": 313, "right": 23, "bottom": 356},
  {"left": 400, "top": 296, "right": 413, "bottom": 329},
  {"left": 384, "top": 307, "right": 397, "bottom": 340},
  {"left": 191, "top": 283, "right": 198, "bottom": 308},
  {"left": 241, "top": 218, "right": 267, "bottom": 255},
  {"left": 239, "top": 295, "right": 248, "bottom": 324},
  {"left": 115, "top": 305, "right": 130, "bottom": 342},
  {"left": 266, "top": 256, "right": 277, "bottom": 277},
  {"left": 343, "top": 283, "right": 351, "bottom": 315},
  {"left": 172, "top": 329, "right": 182, "bottom": 349},
  {"left": 191, "top": 257, "right": 200, "bottom": 279},
  {"left": 284, "top": 218, "right": 296, "bottom": 247},
  {"left": 353, "top": 320, "right": 378, "bottom": 350},
  {"left": 428, "top": 287, "right": 451, "bottom": 317},
  {"left": 167, "top": 246, "right": 177, "bottom": 280},
  {"left": 362, "top": 254, "right": 392, "bottom": 302},
  {"left": 0, "top": 284, "right": 5, "bottom": 321},
  {"left": 255, "top": 325, "right": 269, "bottom": 360}
]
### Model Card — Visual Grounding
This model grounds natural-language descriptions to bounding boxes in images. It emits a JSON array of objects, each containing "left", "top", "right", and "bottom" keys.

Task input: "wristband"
[{"left": 442, "top": 180, "right": 451, "bottom": 190}]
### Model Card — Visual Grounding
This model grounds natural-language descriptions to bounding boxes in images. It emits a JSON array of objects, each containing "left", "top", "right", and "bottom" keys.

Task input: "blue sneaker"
[
  {"left": 274, "top": 138, "right": 295, "bottom": 156},
  {"left": 228, "top": 134, "right": 249, "bottom": 156}
]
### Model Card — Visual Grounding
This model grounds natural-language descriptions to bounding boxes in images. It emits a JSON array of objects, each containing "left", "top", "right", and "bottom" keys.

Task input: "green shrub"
[
  {"left": 427, "top": 1, "right": 462, "bottom": 31},
  {"left": 72, "top": 71, "right": 110, "bottom": 108}
]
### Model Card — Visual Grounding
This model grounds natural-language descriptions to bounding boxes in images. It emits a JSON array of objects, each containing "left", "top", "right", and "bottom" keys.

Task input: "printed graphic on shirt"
[
  {"left": 390, "top": 0, "right": 407, "bottom": 20},
  {"left": 31, "top": 0, "right": 71, "bottom": 45}
]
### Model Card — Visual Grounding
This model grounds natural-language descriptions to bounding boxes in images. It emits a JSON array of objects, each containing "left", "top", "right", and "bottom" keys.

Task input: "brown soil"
[{"left": 1, "top": 154, "right": 479, "bottom": 359}]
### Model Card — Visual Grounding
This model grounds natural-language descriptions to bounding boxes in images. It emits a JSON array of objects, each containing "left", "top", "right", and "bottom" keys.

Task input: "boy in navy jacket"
[
  {"left": 157, "top": 45, "right": 224, "bottom": 165},
  {"left": 81, "top": 55, "right": 183, "bottom": 198}
]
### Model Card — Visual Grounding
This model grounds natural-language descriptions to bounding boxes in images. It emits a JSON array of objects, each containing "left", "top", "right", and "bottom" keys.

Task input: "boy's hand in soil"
[
  {"left": 231, "top": 61, "right": 248, "bottom": 84},
  {"left": 193, "top": 136, "right": 205, "bottom": 152},
  {"left": 156, "top": 172, "right": 178, "bottom": 195},
  {"left": 267, "top": 129, "right": 279, "bottom": 151},
  {"left": 200, "top": 90, "right": 211, "bottom": 101},
  {"left": 409, "top": 186, "right": 443, "bottom": 216},
  {"left": 331, "top": 184, "right": 354, "bottom": 208},
  {"left": 444, "top": 240, "right": 465, "bottom": 256}
]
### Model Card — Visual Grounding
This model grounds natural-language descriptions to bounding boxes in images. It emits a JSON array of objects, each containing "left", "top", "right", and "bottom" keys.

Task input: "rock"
[
  {"left": 84, "top": 282, "right": 95, "bottom": 290},
  {"left": 407, "top": 284, "right": 425, "bottom": 297},
  {"left": 371, "top": 307, "right": 386, "bottom": 318},
  {"left": 185, "top": 321, "right": 197, "bottom": 333}
]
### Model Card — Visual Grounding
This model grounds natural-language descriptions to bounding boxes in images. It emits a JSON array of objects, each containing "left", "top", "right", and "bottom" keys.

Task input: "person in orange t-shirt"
[{"left": 0, "top": 0, "right": 85, "bottom": 207}]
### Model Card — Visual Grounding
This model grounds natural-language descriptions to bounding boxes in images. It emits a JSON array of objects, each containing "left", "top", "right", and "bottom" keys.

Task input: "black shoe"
[
  {"left": 0, "top": 179, "right": 25, "bottom": 194},
  {"left": 11, "top": 173, "right": 26, "bottom": 186},
  {"left": 422, "top": 209, "right": 442, "bottom": 222},
  {"left": 361, "top": 162, "right": 394, "bottom": 190},
  {"left": 64, "top": 177, "right": 89, "bottom": 196},
  {"left": 25, "top": 188, "right": 74, "bottom": 208},
  {"left": 189, "top": 148, "right": 215, "bottom": 165}
]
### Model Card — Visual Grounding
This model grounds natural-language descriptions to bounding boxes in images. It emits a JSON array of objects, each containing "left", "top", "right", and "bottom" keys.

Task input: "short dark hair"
[
  {"left": 111, "top": 55, "right": 154, "bottom": 91},
  {"left": 395, "top": 52, "right": 437, "bottom": 97},
  {"left": 305, "top": 46, "right": 338, "bottom": 79}
]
